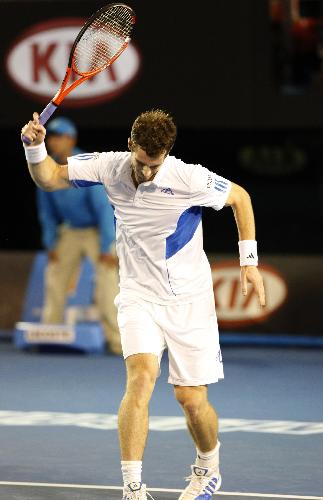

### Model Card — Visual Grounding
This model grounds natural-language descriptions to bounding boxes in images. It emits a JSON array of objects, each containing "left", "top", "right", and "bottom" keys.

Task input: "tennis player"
[{"left": 21, "top": 110, "right": 266, "bottom": 500}]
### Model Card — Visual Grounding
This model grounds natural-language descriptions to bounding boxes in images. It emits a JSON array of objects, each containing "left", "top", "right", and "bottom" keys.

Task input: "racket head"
[{"left": 70, "top": 3, "right": 136, "bottom": 77}]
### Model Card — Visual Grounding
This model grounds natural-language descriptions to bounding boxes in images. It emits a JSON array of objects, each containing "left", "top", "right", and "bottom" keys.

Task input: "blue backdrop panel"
[{"left": 14, "top": 251, "right": 105, "bottom": 354}]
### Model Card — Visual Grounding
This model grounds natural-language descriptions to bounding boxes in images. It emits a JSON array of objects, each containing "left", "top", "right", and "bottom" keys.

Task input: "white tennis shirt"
[{"left": 68, "top": 152, "right": 231, "bottom": 304}]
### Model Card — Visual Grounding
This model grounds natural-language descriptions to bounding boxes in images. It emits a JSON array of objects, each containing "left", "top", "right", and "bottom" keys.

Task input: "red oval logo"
[
  {"left": 211, "top": 261, "right": 288, "bottom": 328},
  {"left": 5, "top": 18, "right": 141, "bottom": 107}
]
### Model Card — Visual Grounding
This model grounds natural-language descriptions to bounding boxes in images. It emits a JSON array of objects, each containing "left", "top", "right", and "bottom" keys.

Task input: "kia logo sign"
[
  {"left": 5, "top": 19, "right": 141, "bottom": 106},
  {"left": 211, "top": 261, "right": 287, "bottom": 328}
]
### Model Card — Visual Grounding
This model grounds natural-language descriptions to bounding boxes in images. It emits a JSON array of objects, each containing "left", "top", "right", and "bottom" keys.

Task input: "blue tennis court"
[
  {"left": 1, "top": 339, "right": 322, "bottom": 500},
  {"left": 2, "top": 1, "right": 323, "bottom": 499}
]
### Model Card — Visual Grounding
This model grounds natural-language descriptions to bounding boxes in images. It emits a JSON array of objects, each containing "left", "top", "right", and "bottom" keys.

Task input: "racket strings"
[{"left": 73, "top": 5, "right": 134, "bottom": 75}]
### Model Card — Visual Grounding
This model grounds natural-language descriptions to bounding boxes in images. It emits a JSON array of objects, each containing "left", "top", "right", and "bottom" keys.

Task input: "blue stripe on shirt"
[
  {"left": 214, "top": 181, "right": 227, "bottom": 191},
  {"left": 72, "top": 153, "right": 96, "bottom": 160},
  {"left": 166, "top": 206, "right": 202, "bottom": 260},
  {"left": 72, "top": 180, "right": 102, "bottom": 188}
]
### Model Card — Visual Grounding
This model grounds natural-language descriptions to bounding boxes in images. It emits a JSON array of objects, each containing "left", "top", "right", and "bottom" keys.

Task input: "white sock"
[
  {"left": 121, "top": 460, "right": 142, "bottom": 486},
  {"left": 196, "top": 441, "right": 220, "bottom": 468}
]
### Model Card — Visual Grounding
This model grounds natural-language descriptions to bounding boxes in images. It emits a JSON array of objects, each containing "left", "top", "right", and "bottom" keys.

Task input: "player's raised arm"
[
  {"left": 225, "top": 182, "right": 266, "bottom": 307},
  {"left": 21, "top": 112, "right": 71, "bottom": 191}
]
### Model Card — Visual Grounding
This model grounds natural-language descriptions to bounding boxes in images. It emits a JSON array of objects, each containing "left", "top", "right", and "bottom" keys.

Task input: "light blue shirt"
[{"left": 37, "top": 148, "right": 115, "bottom": 253}]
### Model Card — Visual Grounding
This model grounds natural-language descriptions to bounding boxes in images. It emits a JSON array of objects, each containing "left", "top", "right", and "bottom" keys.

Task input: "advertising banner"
[
  {"left": 209, "top": 254, "right": 322, "bottom": 337},
  {"left": 3, "top": 1, "right": 323, "bottom": 128},
  {"left": 1, "top": 252, "right": 322, "bottom": 339}
]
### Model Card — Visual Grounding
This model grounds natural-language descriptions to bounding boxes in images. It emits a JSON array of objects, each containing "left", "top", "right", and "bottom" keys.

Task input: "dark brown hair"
[{"left": 130, "top": 109, "right": 177, "bottom": 157}]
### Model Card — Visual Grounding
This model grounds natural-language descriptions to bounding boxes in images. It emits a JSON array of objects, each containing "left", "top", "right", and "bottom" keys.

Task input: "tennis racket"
[{"left": 22, "top": 2, "right": 136, "bottom": 144}]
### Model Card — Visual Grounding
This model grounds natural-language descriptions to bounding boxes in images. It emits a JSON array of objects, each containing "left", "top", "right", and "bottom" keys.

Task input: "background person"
[{"left": 36, "top": 116, "right": 122, "bottom": 355}]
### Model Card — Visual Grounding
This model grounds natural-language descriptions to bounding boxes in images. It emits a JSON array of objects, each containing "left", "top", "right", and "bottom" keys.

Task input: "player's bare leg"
[
  {"left": 175, "top": 386, "right": 218, "bottom": 450},
  {"left": 118, "top": 353, "right": 159, "bottom": 499},
  {"left": 174, "top": 385, "right": 222, "bottom": 499}
]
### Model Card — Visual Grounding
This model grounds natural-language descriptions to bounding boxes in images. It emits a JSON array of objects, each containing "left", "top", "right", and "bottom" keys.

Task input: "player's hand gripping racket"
[{"left": 22, "top": 2, "right": 135, "bottom": 144}]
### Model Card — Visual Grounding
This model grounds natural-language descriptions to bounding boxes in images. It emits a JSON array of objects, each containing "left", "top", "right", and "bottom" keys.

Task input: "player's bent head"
[{"left": 130, "top": 109, "right": 177, "bottom": 158}]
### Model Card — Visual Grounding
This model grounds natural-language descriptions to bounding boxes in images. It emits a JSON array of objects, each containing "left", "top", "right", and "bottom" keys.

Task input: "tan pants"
[{"left": 42, "top": 226, "right": 121, "bottom": 352}]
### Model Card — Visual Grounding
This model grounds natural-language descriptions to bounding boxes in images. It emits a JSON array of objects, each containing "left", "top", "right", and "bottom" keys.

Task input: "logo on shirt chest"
[{"left": 160, "top": 187, "right": 174, "bottom": 195}]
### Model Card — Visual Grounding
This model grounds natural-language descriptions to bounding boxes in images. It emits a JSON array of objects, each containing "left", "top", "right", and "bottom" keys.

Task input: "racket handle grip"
[
  {"left": 22, "top": 102, "right": 58, "bottom": 145},
  {"left": 39, "top": 102, "right": 58, "bottom": 125},
  {"left": 22, "top": 135, "right": 32, "bottom": 145}
]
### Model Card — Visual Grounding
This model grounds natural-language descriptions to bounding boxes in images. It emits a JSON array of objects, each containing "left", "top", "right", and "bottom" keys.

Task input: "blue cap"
[{"left": 46, "top": 117, "right": 77, "bottom": 137}]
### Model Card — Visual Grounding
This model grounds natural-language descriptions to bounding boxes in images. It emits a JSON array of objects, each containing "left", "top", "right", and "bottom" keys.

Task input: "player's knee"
[
  {"left": 174, "top": 386, "right": 206, "bottom": 406},
  {"left": 126, "top": 369, "right": 156, "bottom": 402},
  {"left": 182, "top": 400, "right": 203, "bottom": 423},
  {"left": 174, "top": 387, "right": 205, "bottom": 421}
]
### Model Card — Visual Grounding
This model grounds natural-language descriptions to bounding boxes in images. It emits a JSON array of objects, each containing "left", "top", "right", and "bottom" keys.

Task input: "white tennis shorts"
[{"left": 115, "top": 292, "right": 224, "bottom": 386}]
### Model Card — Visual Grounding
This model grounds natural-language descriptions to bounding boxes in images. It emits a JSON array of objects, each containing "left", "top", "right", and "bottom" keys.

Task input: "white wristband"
[
  {"left": 24, "top": 142, "right": 47, "bottom": 163},
  {"left": 238, "top": 240, "right": 258, "bottom": 266}
]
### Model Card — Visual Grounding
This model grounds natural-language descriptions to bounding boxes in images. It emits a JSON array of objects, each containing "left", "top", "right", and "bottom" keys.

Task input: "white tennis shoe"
[
  {"left": 122, "top": 482, "right": 154, "bottom": 500},
  {"left": 178, "top": 465, "right": 222, "bottom": 499}
]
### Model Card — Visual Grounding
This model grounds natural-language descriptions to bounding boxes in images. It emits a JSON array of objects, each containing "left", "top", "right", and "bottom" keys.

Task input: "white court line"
[
  {"left": 1, "top": 411, "right": 323, "bottom": 435},
  {"left": 0, "top": 481, "right": 322, "bottom": 499}
]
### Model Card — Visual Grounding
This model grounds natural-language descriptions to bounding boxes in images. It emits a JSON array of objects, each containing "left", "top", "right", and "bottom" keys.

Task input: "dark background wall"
[{"left": 0, "top": 0, "right": 322, "bottom": 254}]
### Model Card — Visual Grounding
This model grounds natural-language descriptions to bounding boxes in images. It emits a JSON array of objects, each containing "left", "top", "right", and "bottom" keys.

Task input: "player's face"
[{"left": 130, "top": 145, "right": 166, "bottom": 185}]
